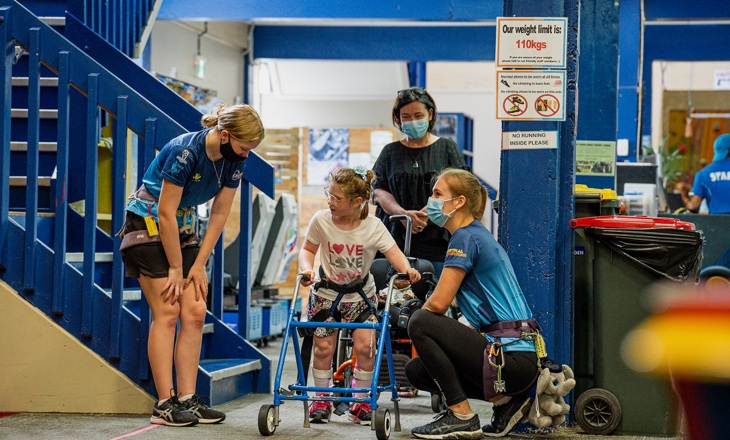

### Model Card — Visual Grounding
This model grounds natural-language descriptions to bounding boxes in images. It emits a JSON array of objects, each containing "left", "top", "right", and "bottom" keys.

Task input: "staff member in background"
[
  {"left": 689, "top": 134, "right": 730, "bottom": 214},
  {"left": 372, "top": 87, "right": 468, "bottom": 278},
  {"left": 119, "top": 104, "right": 265, "bottom": 427}
]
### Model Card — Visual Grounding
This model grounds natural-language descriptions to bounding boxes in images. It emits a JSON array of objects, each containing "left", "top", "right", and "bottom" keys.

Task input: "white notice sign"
[
  {"left": 502, "top": 131, "right": 558, "bottom": 150},
  {"left": 714, "top": 70, "right": 730, "bottom": 90},
  {"left": 496, "top": 70, "right": 566, "bottom": 121},
  {"left": 496, "top": 17, "right": 568, "bottom": 68}
]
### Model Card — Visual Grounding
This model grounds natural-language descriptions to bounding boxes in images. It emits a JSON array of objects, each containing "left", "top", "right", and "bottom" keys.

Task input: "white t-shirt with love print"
[{"left": 305, "top": 210, "right": 397, "bottom": 302}]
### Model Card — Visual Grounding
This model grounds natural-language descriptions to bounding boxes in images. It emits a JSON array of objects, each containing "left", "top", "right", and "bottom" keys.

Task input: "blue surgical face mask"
[
  {"left": 427, "top": 197, "right": 457, "bottom": 227},
  {"left": 401, "top": 117, "right": 429, "bottom": 140}
]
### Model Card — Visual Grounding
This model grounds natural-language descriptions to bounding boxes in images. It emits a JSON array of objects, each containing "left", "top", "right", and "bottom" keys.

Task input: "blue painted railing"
[
  {"left": 61, "top": 9, "right": 276, "bottom": 342},
  {"left": 0, "top": 0, "right": 183, "bottom": 377},
  {"left": 0, "top": 0, "right": 274, "bottom": 395},
  {"left": 68, "top": 0, "right": 161, "bottom": 59}
]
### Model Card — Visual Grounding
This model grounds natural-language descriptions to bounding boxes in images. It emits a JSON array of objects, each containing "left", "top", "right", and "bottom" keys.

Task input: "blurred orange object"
[{"left": 622, "top": 283, "right": 730, "bottom": 440}]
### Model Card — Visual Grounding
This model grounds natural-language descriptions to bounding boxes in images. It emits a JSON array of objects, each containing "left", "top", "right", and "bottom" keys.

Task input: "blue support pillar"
[
  {"left": 576, "top": 0, "right": 620, "bottom": 189},
  {"left": 242, "top": 49, "right": 250, "bottom": 104},
  {"left": 616, "top": 0, "right": 641, "bottom": 162},
  {"left": 498, "top": 0, "right": 578, "bottom": 366},
  {"left": 408, "top": 61, "right": 426, "bottom": 88}
]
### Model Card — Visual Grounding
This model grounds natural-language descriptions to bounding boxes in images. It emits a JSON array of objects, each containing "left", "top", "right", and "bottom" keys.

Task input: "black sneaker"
[
  {"left": 179, "top": 394, "right": 226, "bottom": 424},
  {"left": 411, "top": 410, "right": 483, "bottom": 439},
  {"left": 482, "top": 395, "right": 532, "bottom": 437},
  {"left": 150, "top": 396, "right": 198, "bottom": 427}
]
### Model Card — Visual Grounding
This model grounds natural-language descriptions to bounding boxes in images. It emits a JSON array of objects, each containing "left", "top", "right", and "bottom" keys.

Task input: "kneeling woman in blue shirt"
[{"left": 406, "top": 168, "right": 542, "bottom": 439}]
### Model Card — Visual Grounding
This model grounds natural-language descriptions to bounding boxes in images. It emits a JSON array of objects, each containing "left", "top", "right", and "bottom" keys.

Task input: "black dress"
[{"left": 372, "top": 137, "right": 468, "bottom": 262}]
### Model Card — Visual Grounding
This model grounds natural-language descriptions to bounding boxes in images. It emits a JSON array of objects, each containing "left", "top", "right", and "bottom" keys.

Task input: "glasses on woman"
[
  {"left": 323, "top": 187, "right": 345, "bottom": 204},
  {"left": 397, "top": 87, "right": 427, "bottom": 97}
]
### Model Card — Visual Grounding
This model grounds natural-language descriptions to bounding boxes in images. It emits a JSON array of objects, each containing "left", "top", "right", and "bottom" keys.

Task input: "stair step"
[
  {"left": 38, "top": 16, "right": 65, "bottom": 27},
  {"left": 100, "top": 288, "right": 142, "bottom": 302},
  {"left": 66, "top": 252, "right": 114, "bottom": 263},
  {"left": 200, "top": 358, "right": 262, "bottom": 381},
  {"left": 10, "top": 176, "right": 52, "bottom": 187},
  {"left": 11, "top": 141, "right": 57, "bottom": 152},
  {"left": 122, "top": 289, "right": 141, "bottom": 301},
  {"left": 9, "top": 211, "right": 54, "bottom": 217},
  {"left": 12, "top": 77, "right": 59, "bottom": 87},
  {"left": 11, "top": 108, "right": 58, "bottom": 119}
]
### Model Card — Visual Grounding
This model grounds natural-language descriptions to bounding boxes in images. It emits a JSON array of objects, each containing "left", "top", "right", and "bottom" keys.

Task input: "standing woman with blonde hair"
[{"left": 119, "top": 104, "right": 265, "bottom": 426}]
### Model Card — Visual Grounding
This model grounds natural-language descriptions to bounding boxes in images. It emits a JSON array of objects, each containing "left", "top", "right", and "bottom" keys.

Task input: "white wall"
[
  {"left": 254, "top": 60, "right": 502, "bottom": 189},
  {"left": 150, "top": 21, "right": 248, "bottom": 106},
  {"left": 260, "top": 97, "right": 394, "bottom": 128},
  {"left": 427, "top": 62, "right": 501, "bottom": 190},
  {"left": 148, "top": 26, "right": 504, "bottom": 192}
]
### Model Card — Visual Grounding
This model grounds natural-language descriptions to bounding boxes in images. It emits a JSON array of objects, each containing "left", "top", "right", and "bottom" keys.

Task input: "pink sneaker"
[
  {"left": 348, "top": 402, "right": 372, "bottom": 425},
  {"left": 309, "top": 400, "right": 333, "bottom": 424}
]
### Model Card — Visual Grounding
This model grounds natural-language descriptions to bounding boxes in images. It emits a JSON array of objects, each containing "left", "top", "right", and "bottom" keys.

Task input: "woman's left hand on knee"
[{"left": 185, "top": 263, "right": 209, "bottom": 302}]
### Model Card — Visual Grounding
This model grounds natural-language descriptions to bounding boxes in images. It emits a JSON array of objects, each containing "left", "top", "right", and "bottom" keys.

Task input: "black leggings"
[{"left": 405, "top": 309, "right": 538, "bottom": 406}]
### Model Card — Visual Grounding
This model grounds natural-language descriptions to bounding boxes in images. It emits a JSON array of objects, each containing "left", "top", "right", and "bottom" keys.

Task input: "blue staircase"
[{"left": 0, "top": 0, "right": 273, "bottom": 406}]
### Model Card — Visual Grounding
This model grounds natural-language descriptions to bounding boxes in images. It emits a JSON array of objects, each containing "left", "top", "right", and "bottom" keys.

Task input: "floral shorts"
[{"left": 307, "top": 291, "right": 378, "bottom": 338}]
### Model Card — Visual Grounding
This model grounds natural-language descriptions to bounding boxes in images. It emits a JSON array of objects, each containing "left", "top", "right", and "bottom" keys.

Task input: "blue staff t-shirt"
[
  {"left": 126, "top": 128, "right": 245, "bottom": 220},
  {"left": 691, "top": 158, "right": 730, "bottom": 214},
  {"left": 444, "top": 220, "right": 535, "bottom": 352}
]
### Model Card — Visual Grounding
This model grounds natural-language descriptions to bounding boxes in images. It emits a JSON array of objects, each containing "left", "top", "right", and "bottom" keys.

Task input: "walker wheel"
[
  {"left": 258, "top": 404, "right": 278, "bottom": 436},
  {"left": 430, "top": 393, "right": 444, "bottom": 413},
  {"left": 575, "top": 388, "right": 622, "bottom": 435},
  {"left": 374, "top": 408, "right": 391, "bottom": 440}
]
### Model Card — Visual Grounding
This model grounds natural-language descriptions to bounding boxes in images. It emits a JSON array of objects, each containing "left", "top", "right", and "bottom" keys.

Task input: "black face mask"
[{"left": 220, "top": 141, "right": 246, "bottom": 163}]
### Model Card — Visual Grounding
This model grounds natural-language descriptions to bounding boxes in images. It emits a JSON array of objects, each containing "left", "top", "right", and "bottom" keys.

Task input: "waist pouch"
[
  {"left": 480, "top": 318, "right": 541, "bottom": 400},
  {"left": 125, "top": 184, "right": 197, "bottom": 232},
  {"left": 118, "top": 212, "right": 200, "bottom": 255}
]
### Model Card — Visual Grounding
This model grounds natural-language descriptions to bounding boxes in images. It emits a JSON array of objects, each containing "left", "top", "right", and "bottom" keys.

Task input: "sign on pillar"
[
  {"left": 496, "top": 71, "right": 566, "bottom": 121},
  {"left": 496, "top": 17, "right": 568, "bottom": 68},
  {"left": 496, "top": 17, "right": 568, "bottom": 122}
]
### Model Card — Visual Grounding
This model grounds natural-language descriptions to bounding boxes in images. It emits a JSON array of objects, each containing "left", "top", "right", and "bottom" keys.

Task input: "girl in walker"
[{"left": 298, "top": 166, "right": 420, "bottom": 425}]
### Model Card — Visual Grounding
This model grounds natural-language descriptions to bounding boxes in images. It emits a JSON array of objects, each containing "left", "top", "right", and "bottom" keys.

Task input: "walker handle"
[
  {"left": 389, "top": 214, "right": 412, "bottom": 257},
  {"left": 290, "top": 273, "right": 311, "bottom": 311}
]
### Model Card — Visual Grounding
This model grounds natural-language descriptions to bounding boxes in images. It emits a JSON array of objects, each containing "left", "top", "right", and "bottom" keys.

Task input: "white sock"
[
  {"left": 157, "top": 397, "right": 170, "bottom": 405},
  {"left": 178, "top": 394, "right": 193, "bottom": 402},
  {"left": 353, "top": 368, "right": 374, "bottom": 399},
  {"left": 453, "top": 412, "right": 476, "bottom": 421},
  {"left": 312, "top": 367, "right": 333, "bottom": 394}
]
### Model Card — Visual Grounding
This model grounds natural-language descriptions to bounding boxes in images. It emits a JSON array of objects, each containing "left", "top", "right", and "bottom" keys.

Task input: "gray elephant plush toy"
[{"left": 525, "top": 364, "right": 576, "bottom": 429}]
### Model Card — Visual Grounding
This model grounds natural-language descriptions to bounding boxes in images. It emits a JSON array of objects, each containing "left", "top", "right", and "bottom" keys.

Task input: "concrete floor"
[{"left": 0, "top": 336, "right": 684, "bottom": 440}]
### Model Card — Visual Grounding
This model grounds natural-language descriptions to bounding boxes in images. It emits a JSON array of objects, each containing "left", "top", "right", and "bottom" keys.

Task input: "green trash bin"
[
  {"left": 572, "top": 184, "right": 621, "bottom": 423},
  {"left": 570, "top": 215, "right": 703, "bottom": 436}
]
